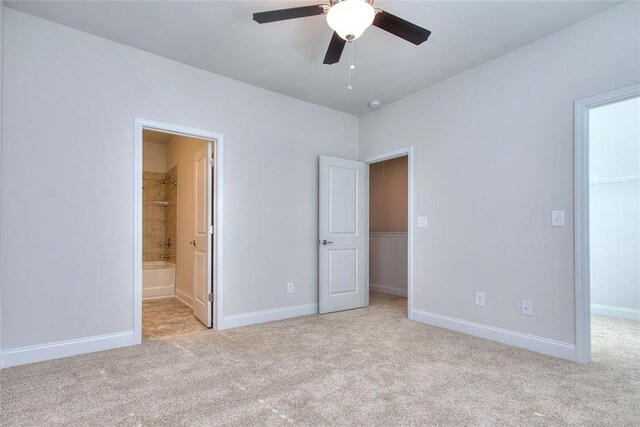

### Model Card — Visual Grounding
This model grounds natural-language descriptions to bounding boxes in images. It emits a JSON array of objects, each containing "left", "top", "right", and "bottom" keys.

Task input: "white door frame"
[
  {"left": 134, "top": 118, "right": 225, "bottom": 344},
  {"left": 574, "top": 83, "right": 639, "bottom": 364},
  {"left": 361, "top": 146, "right": 414, "bottom": 317}
]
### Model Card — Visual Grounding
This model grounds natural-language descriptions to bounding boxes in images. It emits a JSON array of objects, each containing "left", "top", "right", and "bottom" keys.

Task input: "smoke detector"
[{"left": 369, "top": 100, "right": 381, "bottom": 110}]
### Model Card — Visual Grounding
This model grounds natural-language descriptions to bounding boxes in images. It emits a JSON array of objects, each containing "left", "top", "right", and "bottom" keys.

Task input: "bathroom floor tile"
[{"left": 142, "top": 297, "right": 208, "bottom": 340}]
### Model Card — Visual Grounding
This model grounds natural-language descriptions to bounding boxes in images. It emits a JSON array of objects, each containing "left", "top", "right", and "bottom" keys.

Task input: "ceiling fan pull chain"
[{"left": 347, "top": 40, "right": 354, "bottom": 91}]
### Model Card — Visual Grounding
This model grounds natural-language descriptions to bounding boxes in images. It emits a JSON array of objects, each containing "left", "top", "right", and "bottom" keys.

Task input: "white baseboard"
[
  {"left": 411, "top": 308, "right": 576, "bottom": 361},
  {"left": 142, "top": 284, "right": 175, "bottom": 300},
  {"left": 223, "top": 303, "right": 318, "bottom": 329},
  {"left": 591, "top": 304, "right": 640, "bottom": 321},
  {"left": 175, "top": 288, "right": 194, "bottom": 308},
  {"left": 370, "top": 284, "right": 408, "bottom": 298},
  {"left": 0, "top": 331, "right": 135, "bottom": 369}
]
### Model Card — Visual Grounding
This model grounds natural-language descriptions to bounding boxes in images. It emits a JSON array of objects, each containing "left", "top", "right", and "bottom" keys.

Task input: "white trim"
[
  {"left": 362, "top": 147, "right": 414, "bottom": 319},
  {"left": 175, "top": 288, "right": 194, "bottom": 308},
  {"left": 134, "top": 122, "right": 143, "bottom": 345},
  {"left": 370, "top": 284, "right": 407, "bottom": 298},
  {"left": 0, "top": 4, "right": 5, "bottom": 359},
  {"left": 591, "top": 304, "right": 640, "bottom": 321},
  {"left": 411, "top": 309, "right": 575, "bottom": 361},
  {"left": 223, "top": 303, "right": 318, "bottom": 329},
  {"left": 574, "top": 84, "right": 640, "bottom": 364},
  {"left": 134, "top": 119, "right": 225, "bottom": 342},
  {"left": 365, "top": 162, "right": 370, "bottom": 308},
  {"left": 215, "top": 134, "right": 225, "bottom": 330},
  {"left": 0, "top": 332, "right": 134, "bottom": 369},
  {"left": 362, "top": 147, "right": 412, "bottom": 164}
]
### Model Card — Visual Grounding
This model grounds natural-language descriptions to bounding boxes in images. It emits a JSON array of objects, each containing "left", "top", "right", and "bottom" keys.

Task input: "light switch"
[
  {"left": 551, "top": 210, "right": 565, "bottom": 227},
  {"left": 417, "top": 216, "right": 428, "bottom": 229}
]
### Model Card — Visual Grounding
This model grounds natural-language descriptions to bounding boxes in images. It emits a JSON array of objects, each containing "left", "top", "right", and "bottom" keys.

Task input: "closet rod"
[{"left": 590, "top": 174, "right": 640, "bottom": 185}]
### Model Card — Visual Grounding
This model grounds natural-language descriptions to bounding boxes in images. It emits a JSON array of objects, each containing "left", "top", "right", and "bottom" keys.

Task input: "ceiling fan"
[{"left": 253, "top": 0, "right": 431, "bottom": 65}]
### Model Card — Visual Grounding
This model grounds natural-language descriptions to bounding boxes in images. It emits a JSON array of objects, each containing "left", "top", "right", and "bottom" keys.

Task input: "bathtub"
[{"left": 142, "top": 261, "right": 175, "bottom": 300}]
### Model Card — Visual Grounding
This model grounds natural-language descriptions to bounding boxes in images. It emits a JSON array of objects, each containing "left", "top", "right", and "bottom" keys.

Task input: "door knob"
[
  {"left": 189, "top": 240, "right": 196, "bottom": 247},
  {"left": 320, "top": 240, "right": 333, "bottom": 245}
]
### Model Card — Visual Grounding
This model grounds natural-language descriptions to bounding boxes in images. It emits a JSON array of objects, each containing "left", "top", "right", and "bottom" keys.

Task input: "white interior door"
[
  {"left": 193, "top": 143, "right": 212, "bottom": 327},
  {"left": 319, "top": 155, "right": 367, "bottom": 314}
]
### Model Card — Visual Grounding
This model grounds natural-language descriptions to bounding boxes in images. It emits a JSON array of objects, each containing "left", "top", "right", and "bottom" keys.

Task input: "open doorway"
[
  {"left": 588, "top": 97, "right": 639, "bottom": 359},
  {"left": 141, "top": 129, "right": 213, "bottom": 339},
  {"left": 575, "top": 84, "right": 639, "bottom": 363},
  {"left": 368, "top": 156, "right": 409, "bottom": 315},
  {"left": 134, "top": 120, "right": 224, "bottom": 343},
  {"left": 317, "top": 149, "right": 412, "bottom": 316}
]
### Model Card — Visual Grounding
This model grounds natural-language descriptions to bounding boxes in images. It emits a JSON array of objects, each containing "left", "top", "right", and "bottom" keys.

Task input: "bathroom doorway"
[{"left": 135, "top": 120, "right": 224, "bottom": 342}]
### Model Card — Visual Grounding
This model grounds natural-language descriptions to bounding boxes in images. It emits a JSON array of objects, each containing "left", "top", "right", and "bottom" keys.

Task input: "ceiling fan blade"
[
  {"left": 253, "top": 5, "right": 325, "bottom": 24},
  {"left": 323, "top": 32, "right": 346, "bottom": 65},
  {"left": 373, "top": 10, "right": 431, "bottom": 45}
]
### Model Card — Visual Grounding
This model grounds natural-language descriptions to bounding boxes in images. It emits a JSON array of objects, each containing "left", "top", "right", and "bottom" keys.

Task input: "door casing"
[
  {"left": 361, "top": 147, "right": 414, "bottom": 318},
  {"left": 574, "top": 84, "right": 640, "bottom": 364},
  {"left": 134, "top": 118, "right": 225, "bottom": 343}
]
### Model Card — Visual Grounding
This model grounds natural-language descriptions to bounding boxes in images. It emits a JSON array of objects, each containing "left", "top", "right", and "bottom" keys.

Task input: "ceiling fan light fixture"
[{"left": 326, "top": 0, "right": 376, "bottom": 41}]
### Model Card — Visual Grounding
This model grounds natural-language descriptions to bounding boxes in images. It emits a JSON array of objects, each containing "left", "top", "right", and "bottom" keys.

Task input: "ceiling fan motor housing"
[{"left": 326, "top": 0, "right": 376, "bottom": 41}]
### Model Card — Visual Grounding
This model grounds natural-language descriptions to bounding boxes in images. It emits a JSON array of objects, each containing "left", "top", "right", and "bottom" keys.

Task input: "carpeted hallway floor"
[{"left": 1, "top": 293, "right": 638, "bottom": 426}]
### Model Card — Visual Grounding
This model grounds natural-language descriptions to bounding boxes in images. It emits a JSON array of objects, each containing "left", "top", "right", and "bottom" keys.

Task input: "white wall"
[
  {"left": 359, "top": 2, "right": 640, "bottom": 354},
  {"left": 165, "top": 135, "right": 207, "bottom": 306},
  {"left": 0, "top": 9, "right": 357, "bottom": 352},
  {"left": 370, "top": 233, "right": 407, "bottom": 298},
  {"left": 142, "top": 141, "right": 167, "bottom": 173},
  {"left": 589, "top": 97, "right": 640, "bottom": 319}
]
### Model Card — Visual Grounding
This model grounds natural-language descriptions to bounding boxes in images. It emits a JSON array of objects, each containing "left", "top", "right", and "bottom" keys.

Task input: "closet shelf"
[{"left": 590, "top": 174, "right": 640, "bottom": 186}]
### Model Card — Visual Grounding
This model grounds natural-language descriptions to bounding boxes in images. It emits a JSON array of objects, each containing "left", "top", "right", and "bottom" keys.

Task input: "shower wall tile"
[
  {"left": 148, "top": 205, "right": 164, "bottom": 222},
  {"left": 143, "top": 169, "right": 178, "bottom": 262},
  {"left": 143, "top": 171, "right": 166, "bottom": 261},
  {"left": 165, "top": 166, "right": 178, "bottom": 263}
]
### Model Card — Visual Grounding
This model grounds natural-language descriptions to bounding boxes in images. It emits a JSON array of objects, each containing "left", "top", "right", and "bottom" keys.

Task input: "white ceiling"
[
  {"left": 143, "top": 129, "right": 174, "bottom": 144},
  {"left": 6, "top": 0, "right": 623, "bottom": 115}
]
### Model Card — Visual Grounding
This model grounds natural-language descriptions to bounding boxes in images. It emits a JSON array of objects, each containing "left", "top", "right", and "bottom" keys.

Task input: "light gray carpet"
[{"left": 1, "top": 293, "right": 638, "bottom": 426}]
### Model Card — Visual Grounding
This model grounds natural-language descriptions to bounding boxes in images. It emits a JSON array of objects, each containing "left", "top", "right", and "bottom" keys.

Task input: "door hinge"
[
  {"left": 208, "top": 225, "right": 214, "bottom": 234},
  {"left": 208, "top": 293, "right": 215, "bottom": 302},
  {"left": 208, "top": 157, "right": 215, "bottom": 167}
]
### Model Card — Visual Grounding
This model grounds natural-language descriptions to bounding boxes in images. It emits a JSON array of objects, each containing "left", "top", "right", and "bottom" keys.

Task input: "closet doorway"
[
  {"left": 368, "top": 155, "right": 409, "bottom": 313},
  {"left": 364, "top": 148, "right": 413, "bottom": 317},
  {"left": 317, "top": 147, "right": 413, "bottom": 316},
  {"left": 575, "top": 84, "right": 639, "bottom": 363}
]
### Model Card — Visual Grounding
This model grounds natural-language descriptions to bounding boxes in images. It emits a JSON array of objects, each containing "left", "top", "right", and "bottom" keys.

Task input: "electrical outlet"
[
  {"left": 521, "top": 300, "right": 533, "bottom": 316},
  {"left": 475, "top": 292, "right": 485, "bottom": 307},
  {"left": 287, "top": 282, "right": 294, "bottom": 294}
]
